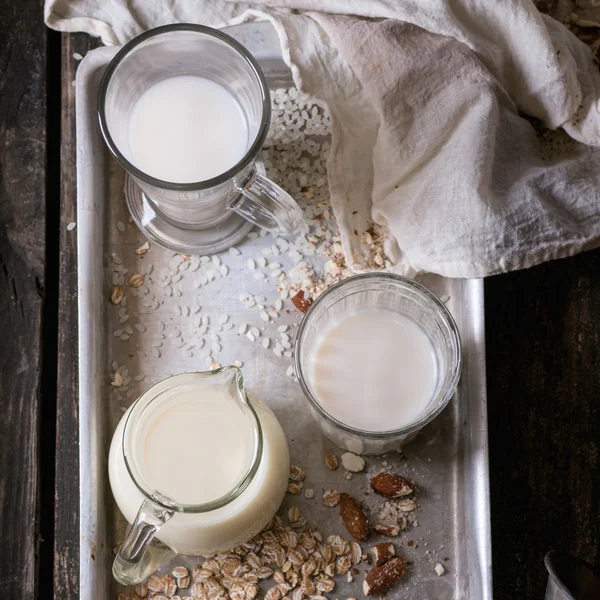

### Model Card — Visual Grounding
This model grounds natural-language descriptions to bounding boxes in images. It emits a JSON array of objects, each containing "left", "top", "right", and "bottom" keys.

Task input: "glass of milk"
[
  {"left": 109, "top": 368, "right": 290, "bottom": 585},
  {"left": 294, "top": 274, "right": 462, "bottom": 455},
  {"left": 98, "top": 24, "right": 303, "bottom": 254}
]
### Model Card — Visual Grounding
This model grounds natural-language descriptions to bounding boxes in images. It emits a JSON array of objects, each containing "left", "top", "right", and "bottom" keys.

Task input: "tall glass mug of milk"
[
  {"left": 109, "top": 368, "right": 289, "bottom": 585},
  {"left": 295, "top": 274, "right": 461, "bottom": 455},
  {"left": 98, "top": 24, "right": 303, "bottom": 254}
]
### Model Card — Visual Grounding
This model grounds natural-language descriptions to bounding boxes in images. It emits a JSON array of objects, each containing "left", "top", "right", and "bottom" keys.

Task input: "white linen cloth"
[{"left": 46, "top": 0, "right": 600, "bottom": 277}]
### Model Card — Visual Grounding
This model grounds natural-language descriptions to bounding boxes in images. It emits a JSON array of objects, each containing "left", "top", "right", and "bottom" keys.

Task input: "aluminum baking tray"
[{"left": 76, "top": 22, "right": 492, "bottom": 600}]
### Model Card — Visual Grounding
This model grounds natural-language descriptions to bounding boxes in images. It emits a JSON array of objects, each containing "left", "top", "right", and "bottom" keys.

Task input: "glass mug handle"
[
  {"left": 113, "top": 498, "right": 176, "bottom": 586},
  {"left": 232, "top": 169, "right": 304, "bottom": 233}
]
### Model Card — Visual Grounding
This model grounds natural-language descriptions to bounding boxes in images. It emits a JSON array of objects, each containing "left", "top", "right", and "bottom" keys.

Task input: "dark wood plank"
[
  {"left": 485, "top": 249, "right": 600, "bottom": 599},
  {"left": 0, "top": 0, "right": 47, "bottom": 597},
  {"left": 54, "top": 32, "right": 99, "bottom": 600}
]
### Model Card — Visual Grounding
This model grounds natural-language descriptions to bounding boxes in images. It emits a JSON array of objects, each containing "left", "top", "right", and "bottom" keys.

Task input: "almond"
[
  {"left": 291, "top": 290, "right": 312, "bottom": 313},
  {"left": 339, "top": 493, "right": 369, "bottom": 541},
  {"left": 369, "top": 542, "right": 395, "bottom": 566},
  {"left": 370, "top": 472, "right": 413, "bottom": 498},
  {"left": 374, "top": 522, "right": 400, "bottom": 537},
  {"left": 363, "top": 556, "right": 406, "bottom": 595}
]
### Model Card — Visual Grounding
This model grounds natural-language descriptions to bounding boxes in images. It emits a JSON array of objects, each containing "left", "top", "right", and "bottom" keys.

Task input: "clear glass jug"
[
  {"left": 108, "top": 368, "right": 290, "bottom": 586},
  {"left": 98, "top": 24, "right": 303, "bottom": 254}
]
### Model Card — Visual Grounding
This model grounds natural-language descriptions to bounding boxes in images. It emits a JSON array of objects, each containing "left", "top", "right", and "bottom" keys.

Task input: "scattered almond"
[
  {"left": 110, "top": 285, "right": 123, "bottom": 304},
  {"left": 369, "top": 542, "right": 395, "bottom": 566},
  {"left": 339, "top": 493, "right": 369, "bottom": 541},
  {"left": 340, "top": 452, "right": 365, "bottom": 473},
  {"left": 291, "top": 290, "right": 312, "bottom": 313},
  {"left": 324, "top": 453, "right": 339, "bottom": 470},
  {"left": 374, "top": 522, "right": 400, "bottom": 537},
  {"left": 322, "top": 489, "right": 341, "bottom": 507},
  {"left": 370, "top": 472, "right": 413, "bottom": 498},
  {"left": 363, "top": 556, "right": 406, "bottom": 595},
  {"left": 129, "top": 273, "right": 145, "bottom": 288}
]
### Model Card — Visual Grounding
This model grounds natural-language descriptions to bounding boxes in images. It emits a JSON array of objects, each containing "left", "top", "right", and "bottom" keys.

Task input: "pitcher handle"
[
  {"left": 232, "top": 169, "right": 303, "bottom": 234},
  {"left": 113, "top": 499, "right": 176, "bottom": 586}
]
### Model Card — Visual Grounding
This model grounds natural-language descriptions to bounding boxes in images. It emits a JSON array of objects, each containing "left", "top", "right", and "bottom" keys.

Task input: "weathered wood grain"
[
  {"left": 485, "top": 250, "right": 600, "bottom": 598},
  {"left": 0, "top": 0, "right": 47, "bottom": 596},
  {"left": 54, "top": 32, "right": 99, "bottom": 600}
]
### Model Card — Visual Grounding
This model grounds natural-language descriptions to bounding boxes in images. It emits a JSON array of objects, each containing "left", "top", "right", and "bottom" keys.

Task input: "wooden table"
[{"left": 0, "top": 1, "right": 598, "bottom": 598}]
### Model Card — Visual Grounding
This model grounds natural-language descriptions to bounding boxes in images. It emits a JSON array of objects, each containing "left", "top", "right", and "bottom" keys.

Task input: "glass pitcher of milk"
[
  {"left": 108, "top": 368, "right": 290, "bottom": 586},
  {"left": 98, "top": 24, "right": 303, "bottom": 254}
]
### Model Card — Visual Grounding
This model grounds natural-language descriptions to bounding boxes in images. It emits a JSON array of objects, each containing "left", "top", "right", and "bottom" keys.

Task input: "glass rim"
[
  {"left": 293, "top": 273, "right": 462, "bottom": 440},
  {"left": 97, "top": 23, "right": 271, "bottom": 191},
  {"left": 122, "top": 368, "right": 264, "bottom": 513}
]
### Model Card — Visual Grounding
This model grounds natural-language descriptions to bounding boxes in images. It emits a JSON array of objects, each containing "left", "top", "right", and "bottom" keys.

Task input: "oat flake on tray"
[{"left": 106, "top": 88, "right": 446, "bottom": 600}]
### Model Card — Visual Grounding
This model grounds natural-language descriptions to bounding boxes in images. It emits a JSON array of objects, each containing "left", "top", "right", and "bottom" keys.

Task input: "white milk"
[
  {"left": 142, "top": 390, "right": 256, "bottom": 505},
  {"left": 109, "top": 376, "right": 289, "bottom": 555},
  {"left": 128, "top": 76, "right": 248, "bottom": 183},
  {"left": 309, "top": 308, "right": 438, "bottom": 432}
]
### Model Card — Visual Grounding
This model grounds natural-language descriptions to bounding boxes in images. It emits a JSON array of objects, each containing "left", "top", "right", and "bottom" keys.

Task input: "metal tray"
[{"left": 76, "top": 22, "right": 492, "bottom": 600}]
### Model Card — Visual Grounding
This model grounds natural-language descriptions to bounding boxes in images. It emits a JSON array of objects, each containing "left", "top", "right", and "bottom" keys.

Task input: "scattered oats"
[
  {"left": 262, "top": 337, "right": 270, "bottom": 349},
  {"left": 117, "top": 220, "right": 126, "bottom": 232},
  {"left": 304, "top": 488, "right": 314, "bottom": 499},
  {"left": 214, "top": 343, "right": 222, "bottom": 353},
  {"left": 288, "top": 506, "right": 301, "bottom": 523},
  {"left": 73, "top": 52, "right": 83, "bottom": 60},
  {"left": 113, "top": 329, "right": 123, "bottom": 337},
  {"left": 110, "top": 286, "right": 124, "bottom": 305},
  {"left": 119, "top": 315, "right": 130, "bottom": 323},
  {"left": 220, "top": 265, "right": 229, "bottom": 276},
  {"left": 257, "top": 256, "right": 267, "bottom": 268},
  {"left": 220, "top": 315, "right": 229, "bottom": 324},
  {"left": 275, "top": 299, "right": 283, "bottom": 311},
  {"left": 287, "top": 481, "right": 303, "bottom": 495},
  {"left": 192, "top": 304, "right": 201, "bottom": 314},
  {"left": 280, "top": 333, "right": 290, "bottom": 342},
  {"left": 223, "top": 322, "right": 234, "bottom": 330},
  {"left": 440, "top": 295, "right": 450, "bottom": 304},
  {"left": 134, "top": 374, "right": 145, "bottom": 381},
  {"left": 322, "top": 489, "right": 340, "bottom": 507},
  {"left": 324, "top": 453, "right": 339, "bottom": 470},
  {"left": 66, "top": 221, "right": 76, "bottom": 231},
  {"left": 202, "top": 316, "right": 209, "bottom": 326},
  {"left": 289, "top": 465, "right": 306, "bottom": 481},
  {"left": 229, "top": 247, "right": 241, "bottom": 255},
  {"left": 247, "top": 232, "right": 258, "bottom": 239},
  {"left": 247, "top": 332, "right": 256, "bottom": 342},
  {"left": 135, "top": 241, "right": 150, "bottom": 255},
  {"left": 247, "top": 259, "right": 256, "bottom": 269},
  {"left": 254, "top": 272, "right": 266, "bottom": 279},
  {"left": 277, "top": 325, "right": 288, "bottom": 333},
  {"left": 284, "top": 350, "right": 292, "bottom": 358},
  {"left": 286, "top": 365, "right": 295, "bottom": 378},
  {"left": 210, "top": 361, "right": 221, "bottom": 370},
  {"left": 238, "top": 324, "right": 248, "bottom": 335},
  {"left": 212, "top": 255, "right": 221, "bottom": 267},
  {"left": 435, "top": 563, "right": 445, "bottom": 576},
  {"left": 112, "top": 253, "right": 122, "bottom": 265},
  {"left": 271, "top": 269, "right": 282, "bottom": 278},
  {"left": 151, "top": 348, "right": 161, "bottom": 358},
  {"left": 260, "top": 311, "right": 270, "bottom": 322},
  {"left": 234, "top": 360, "right": 243, "bottom": 368}
]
